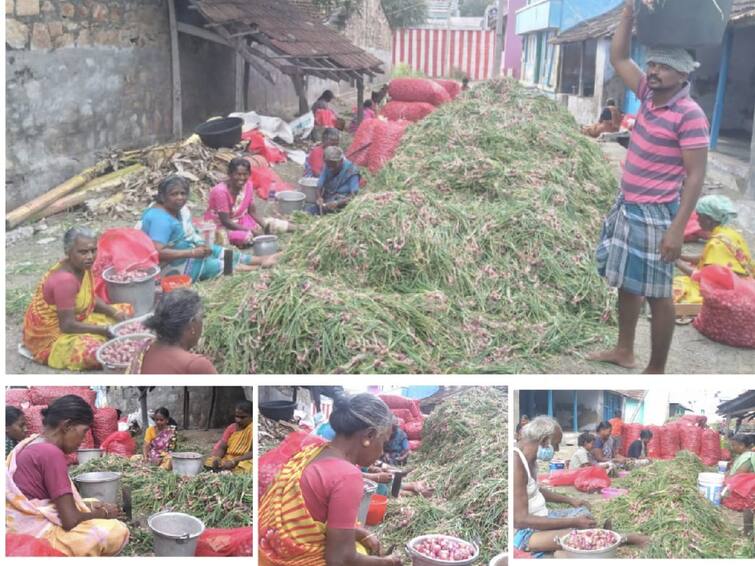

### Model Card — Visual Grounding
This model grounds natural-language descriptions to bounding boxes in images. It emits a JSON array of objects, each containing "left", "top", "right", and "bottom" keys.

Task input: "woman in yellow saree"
[
  {"left": 259, "top": 393, "right": 400, "bottom": 566},
  {"left": 22, "top": 227, "right": 132, "bottom": 370},
  {"left": 675, "top": 195, "right": 754, "bottom": 304},
  {"left": 205, "top": 400, "right": 254, "bottom": 474},
  {"left": 5, "top": 395, "right": 129, "bottom": 556}
]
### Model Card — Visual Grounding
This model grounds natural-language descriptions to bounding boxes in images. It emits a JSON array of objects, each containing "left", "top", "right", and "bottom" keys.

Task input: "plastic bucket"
[
  {"left": 161, "top": 274, "right": 192, "bottom": 293},
  {"left": 276, "top": 191, "right": 306, "bottom": 216},
  {"left": 357, "top": 479, "right": 377, "bottom": 527},
  {"left": 76, "top": 448, "right": 103, "bottom": 465},
  {"left": 549, "top": 459, "right": 566, "bottom": 472},
  {"left": 195, "top": 221, "right": 216, "bottom": 246},
  {"left": 698, "top": 472, "right": 725, "bottom": 506},
  {"left": 298, "top": 177, "right": 320, "bottom": 204},
  {"left": 148, "top": 511, "right": 205, "bottom": 557},
  {"left": 103, "top": 264, "right": 159, "bottom": 316},
  {"left": 406, "top": 535, "right": 479, "bottom": 566},
  {"left": 252, "top": 235, "right": 280, "bottom": 257},
  {"left": 636, "top": 0, "right": 734, "bottom": 48},
  {"left": 717, "top": 461, "right": 728, "bottom": 473},
  {"left": 73, "top": 471, "right": 121, "bottom": 504},
  {"left": 171, "top": 452, "right": 203, "bottom": 477},
  {"left": 488, "top": 552, "right": 508, "bottom": 566},
  {"left": 366, "top": 494, "right": 388, "bottom": 525}
]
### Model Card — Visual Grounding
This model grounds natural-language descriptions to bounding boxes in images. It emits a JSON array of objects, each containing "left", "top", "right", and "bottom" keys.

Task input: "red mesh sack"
[
  {"left": 680, "top": 414, "right": 707, "bottom": 427},
  {"left": 6, "top": 534, "right": 66, "bottom": 556},
  {"left": 91, "top": 228, "right": 159, "bottom": 301},
  {"left": 29, "top": 387, "right": 96, "bottom": 409},
  {"left": 721, "top": 447, "right": 732, "bottom": 461},
  {"left": 692, "top": 265, "right": 755, "bottom": 348},
  {"left": 391, "top": 408, "right": 414, "bottom": 423},
  {"left": 346, "top": 118, "right": 380, "bottom": 167},
  {"left": 242, "top": 129, "right": 287, "bottom": 164},
  {"left": 250, "top": 167, "right": 292, "bottom": 200},
  {"left": 100, "top": 431, "right": 136, "bottom": 458},
  {"left": 544, "top": 468, "right": 581, "bottom": 487},
  {"left": 5, "top": 388, "right": 31, "bottom": 408},
  {"left": 259, "top": 431, "right": 327, "bottom": 497},
  {"left": 24, "top": 405, "right": 46, "bottom": 435},
  {"left": 367, "top": 120, "right": 409, "bottom": 173},
  {"left": 661, "top": 424, "right": 681, "bottom": 459},
  {"left": 622, "top": 424, "right": 644, "bottom": 457},
  {"left": 679, "top": 424, "right": 702, "bottom": 455},
  {"left": 388, "top": 78, "right": 451, "bottom": 106},
  {"left": 408, "top": 440, "right": 422, "bottom": 451},
  {"left": 403, "top": 420, "right": 424, "bottom": 441},
  {"left": 381, "top": 101, "right": 435, "bottom": 123},
  {"left": 646, "top": 425, "right": 663, "bottom": 459},
  {"left": 93, "top": 407, "right": 119, "bottom": 448},
  {"left": 195, "top": 527, "right": 253, "bottom": 556},
  {"left": 433, "top": 79, "right": 462, "bottom": 99},
  {"left": 723, "top": 473, "right": 755, "bottom": 511},
  {"left": 700, "top": 428, "right": 722, "bottom": 466},
  {"left": 379, "top": 394, "right": 420, "bottom": 418},
  {"left": 574, "top": 466, "right": 611, "bottom": 493}
]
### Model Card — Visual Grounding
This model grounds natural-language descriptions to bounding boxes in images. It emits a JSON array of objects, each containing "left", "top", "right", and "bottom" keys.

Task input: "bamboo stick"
[
  {"left": 31, "top": 164, "right": 144, "bottom": 221},
  {"left": 6, "top": 159, "right": 111, "bottom": 229}
]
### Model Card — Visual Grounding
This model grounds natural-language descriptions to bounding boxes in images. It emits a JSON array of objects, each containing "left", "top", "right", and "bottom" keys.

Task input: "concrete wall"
[
  {"left": 107, "top": 386, "right": 249, "bottom": 429},
  {"left": 750, "top": 111, "right": 755, "bottom": 198},
  {"left": 5, "top": 0, "right": 173, "bottom": 210},
  {"left": 503, "top": 0, "right": 526, "bottom": 78},
  {"left": 567, "top": 95, "right": 599, "bottom": 126}
]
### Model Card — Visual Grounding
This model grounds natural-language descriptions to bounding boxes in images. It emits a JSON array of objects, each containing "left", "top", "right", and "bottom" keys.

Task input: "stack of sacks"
[
  {"left": 379, "top": 394, "right": 425, "bottom": 451},
  {"left": 621, "top": 423, "right": 644, "bottom": 457},
  {"left": 346, "top": 119, "right": 411, "bottom": 174},
  {"left": 5, "top": 388, "right": 31, "bottom": 409},
  {"left": 381, "top": 78, "right": 453, "bottom": 125}
]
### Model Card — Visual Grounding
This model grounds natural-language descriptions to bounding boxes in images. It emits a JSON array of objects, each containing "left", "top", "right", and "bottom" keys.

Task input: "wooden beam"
[
  {"left": 177, "top": 21, "right": 229, "bottom": 46},
  {"left": 235, "top": 53, "right": 245, "bottom": 111},
  {"left": 291, "top": 72, "right": 309, "bottom": 116},
  {"left": 168, "top": 0, "right": 182, "bottom": 138},
  {"left": 356, "top": 77, "right": 364, "bottom": 126}
]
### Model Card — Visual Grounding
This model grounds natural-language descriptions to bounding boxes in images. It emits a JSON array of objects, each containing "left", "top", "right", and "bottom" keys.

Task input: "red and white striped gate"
[{"left": 392, "top": 28, "right": 496, "bottom": 80}]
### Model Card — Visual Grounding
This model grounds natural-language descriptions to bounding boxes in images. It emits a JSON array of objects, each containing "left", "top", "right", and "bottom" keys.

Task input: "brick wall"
[{"left": 5, "top": 0, "right": 173, "bottom": 210}]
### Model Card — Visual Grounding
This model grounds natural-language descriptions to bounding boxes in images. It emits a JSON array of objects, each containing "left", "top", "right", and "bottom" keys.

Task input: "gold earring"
[{"left": 363, "top": 441, "right": 370, "bottom": 447}]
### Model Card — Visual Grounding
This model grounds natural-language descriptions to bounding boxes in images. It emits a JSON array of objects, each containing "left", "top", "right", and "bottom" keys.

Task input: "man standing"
[
  {"left": 609, "top": 409, "right": 625, "bottom": 455},
  {"left": 590, "top": 0, "right": 709, "bottom": 374}
]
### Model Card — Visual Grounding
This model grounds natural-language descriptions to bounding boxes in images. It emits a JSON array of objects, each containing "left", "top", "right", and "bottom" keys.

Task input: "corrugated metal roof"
[
  {"left": 193, "top": 0, "right": 383, "bottom": 76},
  {"left": 612, "top": 390, "right": 647, "bottom": 401},
  {"left": 552, "top": 0, "right": 755, "bottom": 45}
]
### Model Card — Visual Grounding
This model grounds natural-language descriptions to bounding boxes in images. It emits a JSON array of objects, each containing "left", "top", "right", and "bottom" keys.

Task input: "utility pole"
[{"left": 493, "top": 0, "right": 506, "bottom": 78}]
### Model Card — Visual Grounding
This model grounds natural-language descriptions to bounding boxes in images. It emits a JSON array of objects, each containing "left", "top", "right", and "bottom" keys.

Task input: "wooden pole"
[
  {"left": 493, "top": 1, "right": 506, "bottom": 78},
  {"left": 6, "top": 159, "right": 111, "bottom": 229},
  {"left": 235, "top": 53, "right": 245, "bottom": 112},
  {"left": 183, "top": 387, "right": 190, "bottom": 430},
  {"left": 356, "top": 77, "right": 364, "bottom": 126},
  {"left": 168, "top": 0, "right": 183, "bottom": 139},
  {"left": 292, "top": 72, "right": 308, "bottom": 116}
]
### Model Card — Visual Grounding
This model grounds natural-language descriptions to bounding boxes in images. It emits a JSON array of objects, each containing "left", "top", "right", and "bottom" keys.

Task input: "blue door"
[
  {"left": 603, "top": 392, "right": 623, "bottom": 422},
  {"left": 623, "top": 40, "right": 646, "bottom": 115}
]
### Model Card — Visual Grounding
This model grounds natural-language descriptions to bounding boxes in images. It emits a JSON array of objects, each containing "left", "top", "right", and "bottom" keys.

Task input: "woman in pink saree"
[{"left": 204, "top": 158, "right": 262, "bottom": 247}]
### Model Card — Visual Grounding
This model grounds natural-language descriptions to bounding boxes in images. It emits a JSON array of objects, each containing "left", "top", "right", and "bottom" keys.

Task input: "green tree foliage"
[{"left": 381, "top": 0, "right": 428, "bottom": 29}]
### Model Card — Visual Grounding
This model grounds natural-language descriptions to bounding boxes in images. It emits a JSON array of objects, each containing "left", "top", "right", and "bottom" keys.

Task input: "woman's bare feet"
[{"left": 587, "top": 348, "right": 637, "bottom": 369}]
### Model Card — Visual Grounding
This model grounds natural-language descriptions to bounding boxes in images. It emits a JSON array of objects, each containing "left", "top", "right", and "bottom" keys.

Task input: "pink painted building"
[{"left": 503, "top": 0, "right": 526, "bottom": 78}]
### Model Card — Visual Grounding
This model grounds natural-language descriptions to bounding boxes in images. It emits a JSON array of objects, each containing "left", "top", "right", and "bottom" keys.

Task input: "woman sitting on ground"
[
  {"left": 627, "top": 429, "right": 653, "bottom": 460},
  {"left": 6, "top": 406, "right": 27, "bottom": 455},
  {"left": 204, "top": 158, "right": 295, "bottom": 248},
  {"left": 259, "top": 393, "right": 401, "bottom": 566},
  {"left": 141, "top": 175, "right": 277, "bottom": 282},
  {"left": 205, "top": 400, "right": 253, "bottom": 474},
  {"left": 6, "top": 395, "right": 129, "bottom": 556},
  {"left": 383, "top": 420, "right": 410, "bottom": 466},
  {"left": 728, "top": 434, "right": 755, "bottom": 475},
  {"left": 592, "top": 421, "right": 626, "bottom": 464},
  {"left": 142, "top": 407, "right": 178, "bottom": 469},
  {"left": 307, "top": 147, "right": 361, "bottom": 215},
  {"left": 513, "top": 416, "right": 646, "bottom": 558},
  {"left": 23, "top": 227, "right": 132, "bottom": 371},
  {"left": 305, "top": 128, "right": 340, "bottom": 178},
  {"left": 581, "top": 98, "right": 622, "bottom": 138},
  {"left": 675, "top": 195, "right": 754, "bottom": 304},
  {"left": 127, "top": 288, "right": 217, "bottom": 374}
]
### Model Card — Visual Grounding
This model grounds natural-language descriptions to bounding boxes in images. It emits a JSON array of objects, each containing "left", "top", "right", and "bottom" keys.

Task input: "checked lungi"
[{"left": 596, "top": 194, "right": 680, "bottom": 298}]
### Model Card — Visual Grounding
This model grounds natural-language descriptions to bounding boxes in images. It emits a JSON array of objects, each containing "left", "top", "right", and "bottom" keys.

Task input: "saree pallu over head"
[
  {"left": 23, "top": 263, "right": 96, "bottom": 364},
  {"left": 6, "top": 435, "right": 129, "bottom": 556}
]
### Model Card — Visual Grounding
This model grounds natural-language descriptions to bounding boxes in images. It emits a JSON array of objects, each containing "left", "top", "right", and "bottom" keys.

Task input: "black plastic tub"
[
  {"left": 636, "top": 0, "right": 733, "bottom": 48},
  {"left": 259, "top": 400, "right": 297, "bottom": 421},
  {"left": 194, "top": 117, "right": 243, "bottom": 149}
]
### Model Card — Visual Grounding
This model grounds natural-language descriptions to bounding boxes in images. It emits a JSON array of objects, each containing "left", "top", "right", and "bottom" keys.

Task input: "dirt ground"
[{"left": 5, "top": 118, "right": 754, "bottom": 374}]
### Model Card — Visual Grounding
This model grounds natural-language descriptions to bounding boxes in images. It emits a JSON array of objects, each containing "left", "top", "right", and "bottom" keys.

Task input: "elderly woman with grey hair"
[
  {"left": 23, "top": 227, "right": 133, "bottom": 370},
  {"left": 259, "top": 392, "right": 401, "bottom": 566},
  {"left": 126, "top": 288, "right": 216, "bottom": 374},
  {"left": 513, "top": 416, "right": 647, "bottom": 557},
  {"left": 307, "top": 146, "right": 361, "bottom": 215}
]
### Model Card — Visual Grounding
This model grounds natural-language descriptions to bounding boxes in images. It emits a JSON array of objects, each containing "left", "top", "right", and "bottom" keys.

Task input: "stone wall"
[
  {"left": 343, "top": 0, "right": 392, "bottom": 69},
  {"left": 750, "top": 108, "right": 755, "bottom": 198},
  {"left": 106, "top": 386, "right": 249, "bottom": 430},
  {"left": 5, "top": 0, "right": 173, "bottom": 210}
]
